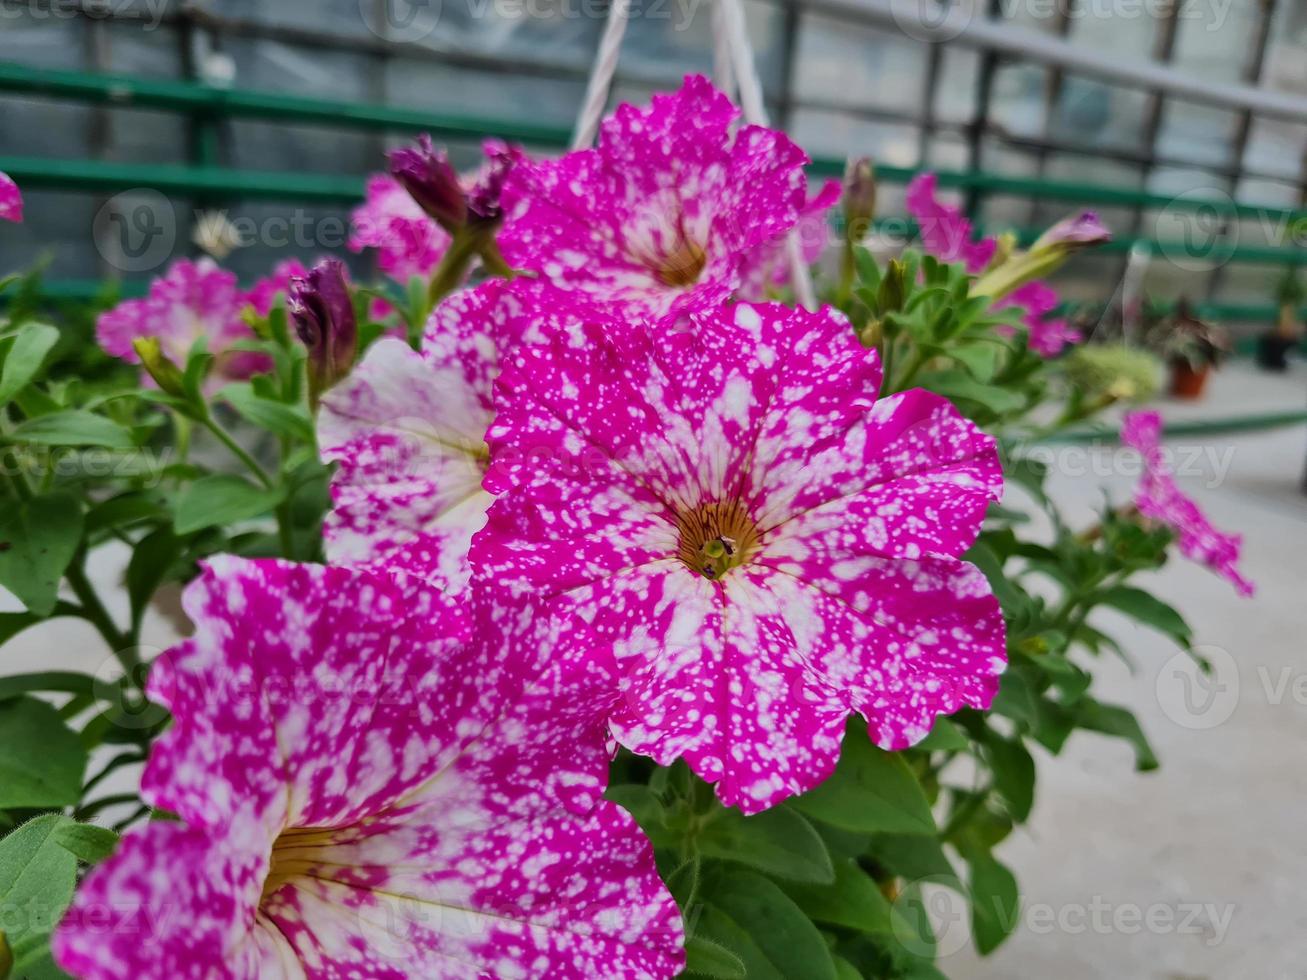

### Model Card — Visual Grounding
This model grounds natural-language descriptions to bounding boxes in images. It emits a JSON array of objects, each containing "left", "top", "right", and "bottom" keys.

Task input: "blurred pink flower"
[
  {"left": 96, "top": 257, "right": 270, "bottom": 379},
  {"left": 1121, "top": 410, "right": 1254, "bottom": 596}
]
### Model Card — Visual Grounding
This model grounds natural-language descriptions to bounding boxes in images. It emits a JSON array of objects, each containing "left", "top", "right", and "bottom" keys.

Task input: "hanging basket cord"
[{"left": 569, "top": 0, "right": 817, "bottom": 310}]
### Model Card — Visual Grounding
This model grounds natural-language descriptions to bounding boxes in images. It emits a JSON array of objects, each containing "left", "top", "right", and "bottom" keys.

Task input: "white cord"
[
  {"left": 716, "top": 0, "right": 817, "bottom": 310},
  {"left": 571, "top": 0, "right": 632, "bottom": 150},
  {"left": 711, "top": 2, "right": 737, "bottom": 101}
]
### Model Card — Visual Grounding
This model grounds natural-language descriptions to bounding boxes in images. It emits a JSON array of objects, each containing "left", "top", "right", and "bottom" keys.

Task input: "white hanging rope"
[
  {"left": 570, "top": 0, "right": 631, "bottom": 151},
  {"left": 715, "top": 0, "right": 818, "bottom": 310},
  {"left": 711, "top": 2, "right": 737, "bottom": 101}
]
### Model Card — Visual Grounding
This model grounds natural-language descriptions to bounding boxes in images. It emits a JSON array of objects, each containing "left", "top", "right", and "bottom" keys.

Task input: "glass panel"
[
  {"left": 1156, "top": 99, "right": 1239, "bottom": 168},
  {"left": 1048, "top": 74, "right": 1148, "bottom": 152},
  {"left": 789, "top": 108, "right": 921, "bottom": 168},
  {"left": 988, "top": 63, "right": 1046, "bottom": 140},
  {"left": 933, "top": 47, "right": 980, "bottom": 125},
  {"left": 793, "top": 15, "right": 928, "bottom": 114}
]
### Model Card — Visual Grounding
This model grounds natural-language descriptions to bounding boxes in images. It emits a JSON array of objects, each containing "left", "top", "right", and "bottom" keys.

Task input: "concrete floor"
[
  {"left": 3, "top": 360, "right": 1304, "bottom": 979},
  {"left": 949, "top": 360, "right": 1307, "bottom": 979}
]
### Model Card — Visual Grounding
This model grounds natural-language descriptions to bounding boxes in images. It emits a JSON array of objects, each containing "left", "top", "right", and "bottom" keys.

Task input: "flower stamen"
[{"left": 676, "top": 500, "right": 759, "bottom": 579}]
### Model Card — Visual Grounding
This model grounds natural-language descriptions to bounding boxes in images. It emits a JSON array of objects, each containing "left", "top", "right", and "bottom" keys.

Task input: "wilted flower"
[
  {"left": 1121, "top": 411, "right": 1254, "bottom": 595},
  {"left": 843, "top": 156, "right": 877, "bottom": 235},
  {"left": 0, "top": 170, "right": 21, "bottom": 223},
  {"left": 52, "top": 557, "right": 684, "bottom": 979},
  {"left": 244, "top": 257, "right": 309, "bottom": 318},
  {"left": 96, "top": 258, "right": 270, "bottom": 382},
  {"left": 388, "top": 134, "right": 467, "bottom": 233},
  {"left": 191, "top": 209, "right": 246, "bottom": 260},
  {"left": 475, "top": 301, "right": 1006, "bottom": 812},
  {"left": 499, "top": 75, "right": 809, "bottom": 321},
  {"left": 287, "top": 258, "right": 358, "bottom": 404}
]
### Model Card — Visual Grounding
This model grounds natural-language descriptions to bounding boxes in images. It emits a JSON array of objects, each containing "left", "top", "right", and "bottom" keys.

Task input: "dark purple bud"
[
  {"left": 288, "top": 258, "right": 357, "bottom": 400},
  {"left": 388, "top": 134, "right": 466, "bottom": 232},
  {"left": 466, "top": 140, "right": 523, "bottom": 226}
]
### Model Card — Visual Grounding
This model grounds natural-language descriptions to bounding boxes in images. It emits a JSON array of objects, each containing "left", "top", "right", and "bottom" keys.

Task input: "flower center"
[
  {"left": 261, "top": 825, "right": 338, "bottom": 903},
  {"left": 676, "top": 500, "right": 759, "bottom": 580},
  {"left": 654, "top": 237, "right": 707, "bottom": 288}
]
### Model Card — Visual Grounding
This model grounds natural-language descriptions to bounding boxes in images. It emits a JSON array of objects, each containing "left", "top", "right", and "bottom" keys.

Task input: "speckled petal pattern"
[
  {"left": 95, "top": 257, "right": 270, "bottom": 381},
  {"left": 55, "top": 558, "right": 683, "bottom": 980},
  {"left": 499, "top": 75, "right": 809, "bottom": 321},
  {"left": 317, "top": 279, "right": 584, "bottom": 587},
  {"left": 1122, "top": 411, "right": 1254, "bottom": 596},
  {"left": 475, "top": 301, "right": 1006, "bottom": 811}
]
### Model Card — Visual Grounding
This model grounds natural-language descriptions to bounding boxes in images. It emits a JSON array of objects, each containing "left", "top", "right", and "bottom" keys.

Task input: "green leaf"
[
  {"left": 683, "top": 935, "right": 747, "bottom": 979},
  {"left": 966, "top": 852, "right": 1020, "bottom": 954},
  {"left": 985, "top": 735, "right": 1036, "bottom": 822},
  {"left": 784, "top": 859, "right": 900, "bottom": 937},
  {"left": 867, "top": 833, "right": 959, "bottom": 886},
  {"left": 218, "top": 383, "right": 314, "bottom": 442},
  {"left": 916, "top": 370, "right": 1025, "bottom": 415},
  {"left": 1074, "top": 699, "right": 1159, "bottom": 771},
  {"left": 915, "top": 716, "right": 968, "bottom": 752},
  {"left": 832, "top": 956, "right": 863, "bottom": 980},
  {"left": 172, "top": 475, "right": 284, "bottom": 534},
  {"left": 696, "top": 867, "right": 837, "bottom": 980},
  {"left": 697, "top": 805, "right": 834, "bottom": 884},
  {"left": 790, "top": 724, "right": 937, "bottom": 836},
  {"left": 1098, "top": 586, "right": 1191, "bottom": 647},
  {"left": 0, "top": 697, "right": 88, "bottom": 808},
  {"left": 0, "top": 815, "right": 78, "bottom": 979},
  {"left": 0, "top": 493, "right": 83, "bottom": 616},
  {"left": 604, "top": 784, "right": 673, "bottom": 847},
  {"left": 0, "top": 671, "right": 96, "bottom": 702},
  {"left": 0, "top": 321, "right": 59, "bottom": 404},
  {"left": 125, "top": 526, "right": 183, "bottom": 626},
  {"left": 7, "top": 410, "right": 135, "bottom": 450},
  {"left": 52, "top": 823, "right": 120, "bottom": 864}
]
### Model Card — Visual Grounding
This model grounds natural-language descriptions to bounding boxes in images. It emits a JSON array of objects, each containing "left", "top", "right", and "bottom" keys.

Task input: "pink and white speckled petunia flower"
[
  {"left": 351, "top": 174, "right": 451, "bottom": 284},
  {"left": 474, "top": 301, "right": 1006, "bottom": 813},
  {"left": 498, "top": 75, "right": 810, "bottom": 322},
  {"left": 96, "top": 257, "right": 270, "bottom": 380},
  {"left": 0, "top": 170, "right": 21, "bottom": 222},
  {"left": 1121, "top": 410, "right": 1254, "bottom": 596},
  {"left": 316, "top": 279, "right": 588, "bottom": 587},
  {"left": 737, "top": 178, "right": 841, "bottom": 301},
  {"left": 53, "top": 556, "right": 684, "bottom": 979}
]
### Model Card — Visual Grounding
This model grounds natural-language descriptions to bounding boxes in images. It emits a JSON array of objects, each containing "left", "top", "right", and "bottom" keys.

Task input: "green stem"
[
  {"left": 65, "top": 558, "right": 135, "bottom": 671},
  {"left": 892, "top": 347, "right": 932, "bottom": 394},
  {"left": 427, "top": 229, "right": 482, "bottom": 308},
  {"left": 200, "top": 414, "right": 274, "bottom": 489},
  {"left": 476, "top": 237, "right": 516, "bottom": 280}
]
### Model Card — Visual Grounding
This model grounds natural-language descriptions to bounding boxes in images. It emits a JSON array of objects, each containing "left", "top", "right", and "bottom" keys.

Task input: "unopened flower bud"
[
  {"left": 878, "top": 258, "right": 907, "bottom": 316},
  {"left": 288, "top": 258, "right": 357, "bottom": 405},
  {"left": 132, "top": 336, "right": 186, "bottom": 398},
  {"left": 388, "top": 134, "right": 466, "bottom": 233},
  {"left": 842, "top": 157, "right": 876, "bottom": 241},
  {"left": 972, "top": 210, "right": 1111, "bottom": 300}
]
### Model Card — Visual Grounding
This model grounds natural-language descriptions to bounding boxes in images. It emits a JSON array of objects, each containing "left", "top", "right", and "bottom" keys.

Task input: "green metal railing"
[{"left": 2, "top": 62, "right": 1304, "bottom": 313}]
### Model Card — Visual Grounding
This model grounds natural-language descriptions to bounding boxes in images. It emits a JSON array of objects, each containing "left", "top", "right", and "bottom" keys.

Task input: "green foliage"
[{"left": 0, "top": 238, "right": 1201, "bottom": 979}]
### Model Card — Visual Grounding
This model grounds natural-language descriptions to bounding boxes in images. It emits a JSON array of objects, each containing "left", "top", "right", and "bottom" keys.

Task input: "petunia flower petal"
[
  {"left": 499, "top": 75, "right": 809, "bottom": 321},
  {"left": 0, "top": 170, "right": 22, "bottom": 222},
  {"left": 60, "top": 558, "right": 684, "bottom": 979},
  {"left": 1121, "top": 410, "right": 1254, "bottom": 595},
  {"left": 476, "top": 301, "right": 1006, "bottom": 810}
]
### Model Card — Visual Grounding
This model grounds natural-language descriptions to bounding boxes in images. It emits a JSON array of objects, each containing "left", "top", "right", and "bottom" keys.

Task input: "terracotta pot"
[{"left": 1169, "top": 360, "right": 1210, "bottom": 399}]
